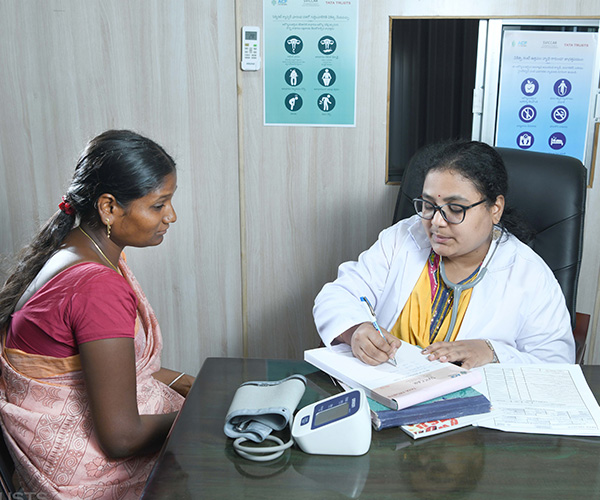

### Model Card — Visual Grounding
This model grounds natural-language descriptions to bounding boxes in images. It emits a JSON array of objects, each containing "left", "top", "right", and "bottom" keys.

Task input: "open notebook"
[{"left": 304, "top": 342, "right": 482, "bottom": 410}]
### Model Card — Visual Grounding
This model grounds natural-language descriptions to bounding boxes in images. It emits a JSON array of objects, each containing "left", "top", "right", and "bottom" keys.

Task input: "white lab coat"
[{"left": 313, "top": 215, "right": 575, "bottom": 364}]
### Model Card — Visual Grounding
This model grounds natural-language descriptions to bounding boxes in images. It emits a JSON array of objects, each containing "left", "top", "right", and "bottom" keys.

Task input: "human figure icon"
[
  {"left": 553, "top": 78, "right": 571, "bottom": 97},
  {"left": 285, "top": 68, "right": 303, "bottom": 87},
  {"left": 318, "top": 68, "right": 336, "bottom": 88},
  {"left": 285, "top": 93, "right": 302, "bottom": 111},
  {"left": 283, "top": 92, "right": 303, "bottom": 111},
  {"left": 558, "top": 80, "right": 568, "bottom": 96},
  {"left": 319, "top": 94, "right": 332, "bottom": 111}
]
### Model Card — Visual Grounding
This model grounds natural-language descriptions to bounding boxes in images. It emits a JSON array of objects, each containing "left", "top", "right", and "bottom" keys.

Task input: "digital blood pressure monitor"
[{"left": 291, "top": 389, "right": 371, "bottom": 456}]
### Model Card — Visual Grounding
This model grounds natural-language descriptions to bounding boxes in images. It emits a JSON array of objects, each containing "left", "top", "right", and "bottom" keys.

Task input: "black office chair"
[{"left": 393, "top": 146, "right": 587, "bottom": 363}]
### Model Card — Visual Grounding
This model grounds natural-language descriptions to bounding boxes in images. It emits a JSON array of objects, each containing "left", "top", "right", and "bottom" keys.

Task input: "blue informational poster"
[
  {"left": 263, "top": 0, "right": 358, "bottom": 127},
  {"left": 496, "top": 31, "right": 598, "bottom": 165}
]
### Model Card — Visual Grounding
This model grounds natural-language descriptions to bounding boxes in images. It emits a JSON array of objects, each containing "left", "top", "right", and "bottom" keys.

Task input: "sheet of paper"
[
  {"left": 317, "top": 343, "right": 446, "bottom": 388},
  {"left": 473, "top": 364, "right": 600, "bottom": 436}
]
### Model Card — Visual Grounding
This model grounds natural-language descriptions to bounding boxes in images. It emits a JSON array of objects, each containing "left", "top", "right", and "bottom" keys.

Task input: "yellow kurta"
[{"left": 390, "top": 261, "right": 474, "bottom": 348}]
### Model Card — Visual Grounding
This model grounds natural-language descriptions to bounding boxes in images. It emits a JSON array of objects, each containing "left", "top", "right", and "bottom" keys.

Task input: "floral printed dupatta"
[{"left": 0, "top": 259, "right": 183, "bottom": 499}]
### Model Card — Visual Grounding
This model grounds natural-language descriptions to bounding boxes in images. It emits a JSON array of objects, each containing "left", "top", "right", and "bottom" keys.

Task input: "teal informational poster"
[
  {"left": 496, "top": 31, "right": 598, "bottom": 165},
  {"left": 263, "top": 0, "right": 358, "bottom": 127}
]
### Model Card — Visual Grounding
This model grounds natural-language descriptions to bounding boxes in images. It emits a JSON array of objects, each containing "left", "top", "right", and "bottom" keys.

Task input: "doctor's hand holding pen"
[
  {"left": 335, "top": 297, "right": 402, "bottom": 366},
  {"left": 354, "top": 323, "right": 402, "bottom": 366}
]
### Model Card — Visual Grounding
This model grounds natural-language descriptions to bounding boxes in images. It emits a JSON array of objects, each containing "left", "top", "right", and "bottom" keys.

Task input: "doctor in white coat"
[{"left": 313, "top": 141, "right": 575, "bottom": 369}]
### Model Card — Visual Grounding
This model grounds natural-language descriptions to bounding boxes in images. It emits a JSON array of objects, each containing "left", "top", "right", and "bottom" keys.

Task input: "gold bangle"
[
  {"left": 484, "top": 339, "right": 499, "bottom": 363},
  {"left": 168, "top": 372, "right": 185, "bottom": 388}
]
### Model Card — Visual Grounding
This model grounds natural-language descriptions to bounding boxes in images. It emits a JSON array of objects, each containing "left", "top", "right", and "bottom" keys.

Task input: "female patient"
[
  {"left": 313, "top": 140, "right": 575, "bottom": 368},
  {"left": 0, "top": 130, "right": 194, "bottom": 498}
]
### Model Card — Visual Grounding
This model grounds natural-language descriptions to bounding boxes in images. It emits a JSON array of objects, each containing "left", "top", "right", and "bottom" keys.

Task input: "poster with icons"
[
  {"left": 263, "top": 0, "right": 358, "bottom": 127},
  {"left": 495, "top": 30, "right": 598, "bottom": 165}
]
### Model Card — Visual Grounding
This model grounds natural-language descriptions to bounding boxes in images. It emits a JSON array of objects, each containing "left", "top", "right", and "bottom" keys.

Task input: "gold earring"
[{"left": 106, "top": 218, "right": 111, "bottom": 239}]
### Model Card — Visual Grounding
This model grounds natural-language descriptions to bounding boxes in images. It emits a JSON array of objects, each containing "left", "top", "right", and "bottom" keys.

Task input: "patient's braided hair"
[{"left": 0, "top": 130, "right": 176, "bottom": 329}]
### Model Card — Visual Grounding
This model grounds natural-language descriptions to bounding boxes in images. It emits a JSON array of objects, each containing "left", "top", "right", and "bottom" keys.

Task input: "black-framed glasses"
[{"left": 412, "top": 198, "right": 486, "bottom": 224}]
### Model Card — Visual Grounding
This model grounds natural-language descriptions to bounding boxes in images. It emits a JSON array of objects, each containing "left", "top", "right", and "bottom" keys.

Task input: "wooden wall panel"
[
  {"left": 239, "top": 1, "right": 399, "bottom": 359},
  {"left": 0, "top": 0, "right": 243, "bottom": 375}
]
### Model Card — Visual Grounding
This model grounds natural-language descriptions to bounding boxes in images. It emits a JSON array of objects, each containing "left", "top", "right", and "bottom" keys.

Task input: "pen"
[{"left": 360, "top": 296, "right": 397, "bottom": 367}]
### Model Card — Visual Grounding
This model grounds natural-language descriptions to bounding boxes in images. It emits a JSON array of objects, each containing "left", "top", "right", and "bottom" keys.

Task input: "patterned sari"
[{"left": 0, "top": 259, "right": 184, "bottom": 499}]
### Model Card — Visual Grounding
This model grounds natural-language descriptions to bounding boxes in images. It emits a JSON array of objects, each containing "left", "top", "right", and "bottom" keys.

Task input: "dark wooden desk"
[{"left": 141, "top": 359, "right": 600, "bottom": 499}]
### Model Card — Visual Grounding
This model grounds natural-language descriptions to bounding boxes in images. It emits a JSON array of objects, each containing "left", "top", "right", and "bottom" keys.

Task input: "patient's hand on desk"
[
  {"left": 338, "top": 322, "right": 401, "bottom": 366},
  {"left": 421, "top": 339, "right": 494, "bottom": 370},
  {"left": 152, "top": 368, "right": 196, "bottom": 397}
]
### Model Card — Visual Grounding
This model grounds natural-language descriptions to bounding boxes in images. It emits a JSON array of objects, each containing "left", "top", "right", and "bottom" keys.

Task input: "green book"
[{"left": 369, "top": 387, "right": 491, "bottom": 430}]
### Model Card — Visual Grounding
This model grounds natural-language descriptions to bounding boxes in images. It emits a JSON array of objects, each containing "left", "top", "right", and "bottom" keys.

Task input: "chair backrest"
[{"left": 393, "top": 146, "right": 587, "bottom": 330}]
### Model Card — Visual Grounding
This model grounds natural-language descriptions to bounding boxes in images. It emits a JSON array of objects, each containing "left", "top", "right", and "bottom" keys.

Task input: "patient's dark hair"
[
  {"left": 415, "top": 140, "right": 534, "bottom": 243},
  {"left": 0, "top": 130, "right": 176, "bottom": 328}
]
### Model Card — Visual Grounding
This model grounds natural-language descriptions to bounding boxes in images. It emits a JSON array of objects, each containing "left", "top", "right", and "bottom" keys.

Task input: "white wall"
[{"left": 1, "top": 0, "right": 599, "bottom": 376}]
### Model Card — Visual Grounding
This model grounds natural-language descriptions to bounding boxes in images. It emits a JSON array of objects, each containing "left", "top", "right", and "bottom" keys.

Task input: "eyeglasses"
[{"left": 412, "top": 198, "right": 486, "bottom": 224}]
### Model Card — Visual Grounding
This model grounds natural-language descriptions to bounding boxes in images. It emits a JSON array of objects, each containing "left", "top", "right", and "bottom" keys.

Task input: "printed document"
[{"left": 473, "top": 364, "right": 600, "bottom": 436}]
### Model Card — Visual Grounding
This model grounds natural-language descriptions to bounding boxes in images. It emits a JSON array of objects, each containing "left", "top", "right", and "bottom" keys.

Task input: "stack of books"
[
  {"left": 369, "top": 387, "right": 491, "bottom": 438},
  {"left": 304, "top": 342, "right": 492, "bottom": 439}
]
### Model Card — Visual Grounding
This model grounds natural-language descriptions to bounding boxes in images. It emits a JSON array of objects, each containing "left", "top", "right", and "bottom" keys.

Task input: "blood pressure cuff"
[{"left": 224, "top": 374, "right": 307, "bottom": 443}]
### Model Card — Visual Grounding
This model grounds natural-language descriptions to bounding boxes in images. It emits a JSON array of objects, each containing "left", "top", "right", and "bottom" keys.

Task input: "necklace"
[{"left": 78, "top": 226, "right": 120, "bottom": 273}]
